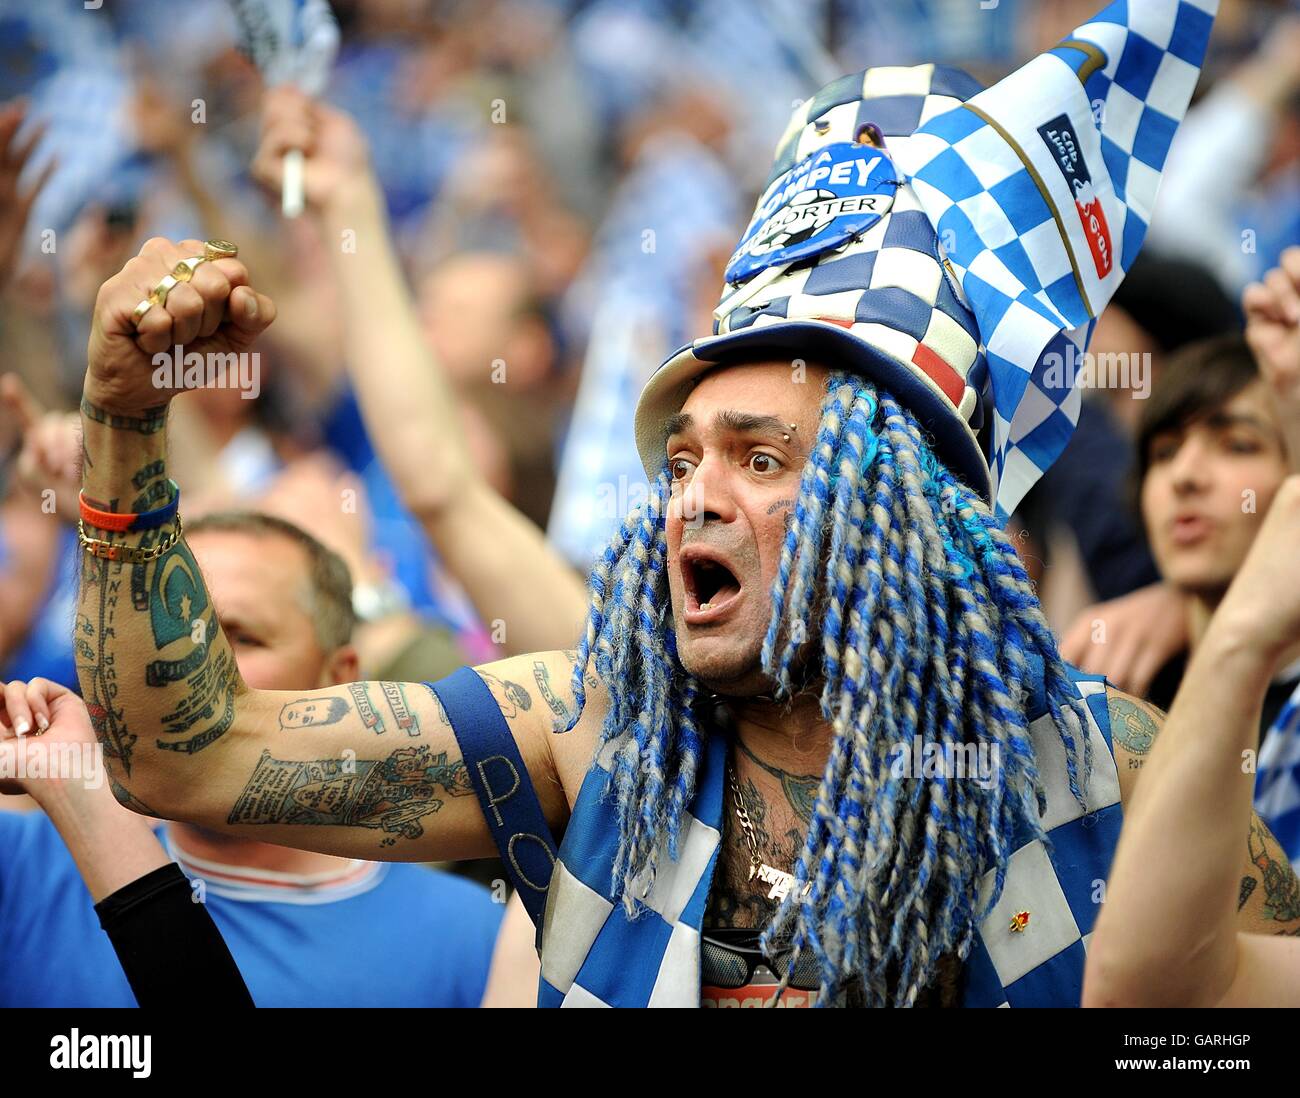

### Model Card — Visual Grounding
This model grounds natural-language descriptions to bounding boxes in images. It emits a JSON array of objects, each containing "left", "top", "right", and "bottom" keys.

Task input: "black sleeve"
[{"left": 94, "top": 863, "right": 255, "bottom": 1008}]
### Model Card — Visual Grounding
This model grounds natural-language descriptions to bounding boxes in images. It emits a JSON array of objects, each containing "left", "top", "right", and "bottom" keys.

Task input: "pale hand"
[
  {"left": 84, "top": 237, "right": 276, "bottom": 416},
  {"left": 0, "top": 374, "right": 82, "bottom": 519},
  {"left": 251, "top": 86, "right": 373, "bottom": 217},
  {"left": 0, "top": 100, "right": 55, "bottom": 291},
  {"left": 1244, "top": 246, "right": 1300, "bottom": 418},
  {"left": 130, "top": 76, "right": 196, "bottom": 161},
  {"left": 0, "top": 678, "right": 96, "bottom": 797},
  {"left": 1059, "top": 582, "right": 1189, "bottom": 696}
]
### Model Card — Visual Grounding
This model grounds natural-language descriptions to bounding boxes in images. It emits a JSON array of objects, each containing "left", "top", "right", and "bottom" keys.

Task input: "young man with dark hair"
[{"left": 1136, "top": 334, "right": 1299, "bottom": 733}]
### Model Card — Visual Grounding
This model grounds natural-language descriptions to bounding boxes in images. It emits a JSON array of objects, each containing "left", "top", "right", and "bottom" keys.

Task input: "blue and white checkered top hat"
[{"left": 634, "top": 0, "right": 1219, "bottom": 519}]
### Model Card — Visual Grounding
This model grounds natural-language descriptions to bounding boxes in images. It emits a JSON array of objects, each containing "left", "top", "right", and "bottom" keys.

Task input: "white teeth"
[{"left": 700, "top": 602, "right": 712, "bottom": 611}]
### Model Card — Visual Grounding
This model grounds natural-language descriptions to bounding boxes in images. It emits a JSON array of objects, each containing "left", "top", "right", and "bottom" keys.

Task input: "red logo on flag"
[
  {"left": 1071, "top": 177, "right": 1113, "bottom": 278},
  {"left": 1039, "top": 115, "right": 1114, "bottom": 280}
]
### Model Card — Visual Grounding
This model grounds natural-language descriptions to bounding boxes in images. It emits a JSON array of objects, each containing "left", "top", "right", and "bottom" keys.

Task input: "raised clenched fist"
[{"left": 83, "top": 236, "right": 277, "bottom": 416}]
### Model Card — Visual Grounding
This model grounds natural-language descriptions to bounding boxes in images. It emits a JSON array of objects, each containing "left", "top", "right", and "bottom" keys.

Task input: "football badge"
[{"left": 725, "top": 141, "right": 899, "bottom": 285}]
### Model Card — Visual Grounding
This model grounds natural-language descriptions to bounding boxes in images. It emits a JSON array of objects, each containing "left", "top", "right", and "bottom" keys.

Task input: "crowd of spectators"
[{"left": 2, "top": 0, "right": 1299, "bottom": 1007}]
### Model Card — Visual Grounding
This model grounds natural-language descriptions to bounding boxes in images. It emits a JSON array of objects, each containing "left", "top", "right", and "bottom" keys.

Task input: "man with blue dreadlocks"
[{"left": 65, "top": 0, "right": 1300, "bottom": 1007}]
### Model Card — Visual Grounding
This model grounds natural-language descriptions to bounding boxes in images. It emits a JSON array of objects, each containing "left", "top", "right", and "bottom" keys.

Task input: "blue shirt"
[
  {"left": 0, "top": 812, "right": 503, "bottom": 1008},
  {"left": 0, "top": 524, "right": 80, "bottom": 693}
]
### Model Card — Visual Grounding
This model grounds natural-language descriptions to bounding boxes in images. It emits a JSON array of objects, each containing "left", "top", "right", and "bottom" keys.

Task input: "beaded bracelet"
[{"left": 78, "top": 480, "right": 180, "bottom": 533}]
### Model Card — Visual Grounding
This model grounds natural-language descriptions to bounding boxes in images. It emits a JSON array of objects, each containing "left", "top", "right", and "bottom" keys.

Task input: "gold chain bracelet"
[{"left": 77, "top": 514, "right": 184, "bottom": 564}]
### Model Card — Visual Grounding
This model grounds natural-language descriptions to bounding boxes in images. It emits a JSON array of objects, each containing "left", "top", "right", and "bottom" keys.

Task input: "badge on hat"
[{"left": 726, "top": 142, "right": 900, "bottom": 285}]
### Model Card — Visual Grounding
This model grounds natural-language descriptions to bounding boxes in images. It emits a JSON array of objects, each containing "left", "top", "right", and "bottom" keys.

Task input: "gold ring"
[
  {"left": 203, "top": 239, "right": 239, "bottom": 261},
  {"left": 172, "top": 255, "right": 208, "bottom": 282},
  {"left": 149, "top": 274, "right": 181, "bottom": 308},
  {"left": 131, "top": 298, "right": 155, "bottom": 327}
]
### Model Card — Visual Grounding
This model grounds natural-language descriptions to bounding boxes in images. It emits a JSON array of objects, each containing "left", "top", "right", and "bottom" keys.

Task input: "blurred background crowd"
[{"left": 1, "top": 0, "right": 1299, "bottom": 1007}]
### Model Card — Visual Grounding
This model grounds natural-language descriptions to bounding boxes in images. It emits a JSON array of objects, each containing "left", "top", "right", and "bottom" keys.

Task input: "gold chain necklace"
[{"left": 726, "top": 759, "right": 811, "bottom": 903}]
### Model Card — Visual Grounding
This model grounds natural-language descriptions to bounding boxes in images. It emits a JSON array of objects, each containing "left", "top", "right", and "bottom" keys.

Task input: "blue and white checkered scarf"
[{"left": 1257, "top": 680, "right": 1300, "bottom": 868}]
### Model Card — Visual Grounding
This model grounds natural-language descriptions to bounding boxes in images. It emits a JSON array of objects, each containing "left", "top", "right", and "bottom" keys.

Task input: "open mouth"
[
  {"left": 682, "top": 551, "right": 744, "bottom": 625},
  {"left": 1170, "top": 514, "right": 1214, "bottom": 546}
]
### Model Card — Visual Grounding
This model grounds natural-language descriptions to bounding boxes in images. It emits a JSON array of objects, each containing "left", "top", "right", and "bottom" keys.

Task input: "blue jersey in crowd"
[{"left": 0, "top": 811, "right": 503, "bottom": 1007}]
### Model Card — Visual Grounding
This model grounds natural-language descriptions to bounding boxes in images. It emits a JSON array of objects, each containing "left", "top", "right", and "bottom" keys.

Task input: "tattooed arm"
[
  {"left": 76, "top": 238, "right": 593, "bottom": 860},
  {"left": 214, "top": 656, "right": 583, "bottom": 861},
  {"left": 1108, "top": 688, "right": 1300, "bottom": 940},
  {"left": 1085, "top": 478, "right": 1300, "bottom": 1006}
]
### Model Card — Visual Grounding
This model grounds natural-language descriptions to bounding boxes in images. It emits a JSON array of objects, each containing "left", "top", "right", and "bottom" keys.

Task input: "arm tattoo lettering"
[
  {"left": 131, "top": 460, "right": 166, "bottom": 491},
  {"left": 156, "top": 647, "right": 237, "bottom": 754},
  {"left": 146, "top": 633, "right": 209, "bottom": 685},
  {"left": 227, "top": 745, "right": 474, "bottom": 846},
  {"left": 131, "top": 477, "right": 172, "bottom": 511},
  {"left": 533, "top": 660, "right": 570, "bottom": 721},
  {"left": 81, "top": 397, "right": 169, "bottom": 435},
  {"left": 78, "top": 554, "right": 137, "bottom": 773},
  {"left": 347, "top": 682, "right": 385, "bottom": 734},
  {"left": 379, "top": 681, "right": 420, "bottom": 737},
  {"left": 563, "top": 648, "right": 600, "bottom": 691}
]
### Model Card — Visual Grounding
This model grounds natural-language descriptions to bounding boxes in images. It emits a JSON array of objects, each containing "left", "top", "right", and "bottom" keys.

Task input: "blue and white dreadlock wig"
[{"left": 566, "top": 371, "right": 1093, "bottom": 1007}]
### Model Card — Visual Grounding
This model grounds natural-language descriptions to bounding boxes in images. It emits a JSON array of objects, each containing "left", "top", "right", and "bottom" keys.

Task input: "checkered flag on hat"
[
  {"left": 635, "top": 0, "right": 1219, "bottom": 522},
  {"left": 890, "top": 0, "right": 1219, "bottom": 518}
]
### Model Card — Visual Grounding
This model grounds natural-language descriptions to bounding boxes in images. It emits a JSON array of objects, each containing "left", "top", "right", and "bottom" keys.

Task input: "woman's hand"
[{"left": 0, "top": 677, "right": 98, "bottom": 798}]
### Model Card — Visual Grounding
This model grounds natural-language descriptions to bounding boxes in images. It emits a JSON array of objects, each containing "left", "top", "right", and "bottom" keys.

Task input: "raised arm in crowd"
[
  {"left": 74, "top": 239, "right": 600, "bottom": 860},
  {"left": 249, "top": 87, "right": 587, "bottom": 657}
]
